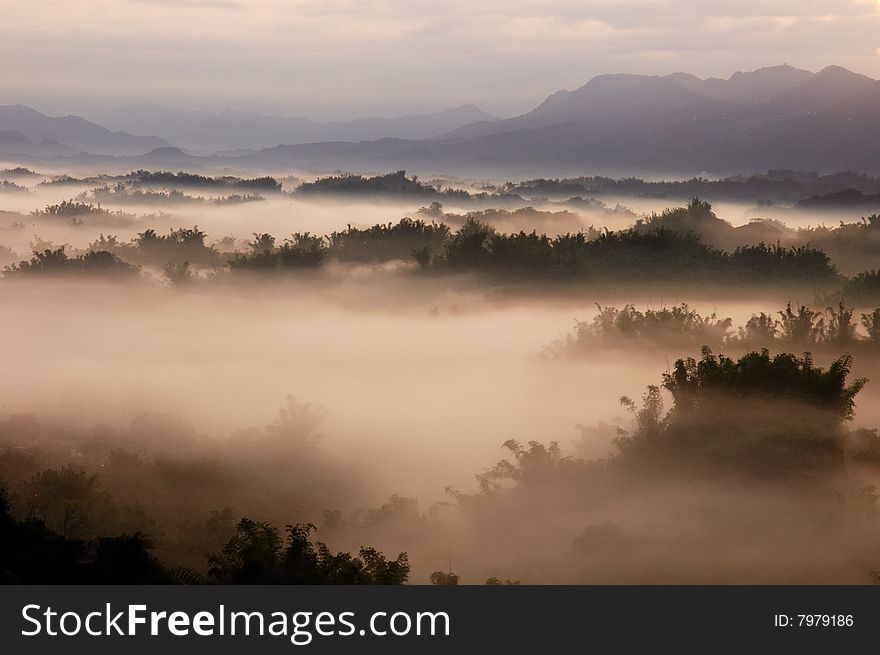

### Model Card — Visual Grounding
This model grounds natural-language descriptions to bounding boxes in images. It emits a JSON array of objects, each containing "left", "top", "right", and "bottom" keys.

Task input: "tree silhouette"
[
  {"left": 207, "top": 519, "right": 409, "bottom": 584},
  {"left": 429, "top": 571, "right": 460, "bottom": 585},
  {"left": 616, "top": 349, "right": 867, "bottom": 477}
]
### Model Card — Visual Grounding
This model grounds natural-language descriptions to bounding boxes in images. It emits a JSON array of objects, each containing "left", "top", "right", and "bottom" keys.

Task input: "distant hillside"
[
  {"left": 190, "top": 65, "right": 880, "bottom": 176},
  {"left": 93, "top": 103, "right": 499, "bottom": 152},
  {"left": 0, "top": 130, "right": 78, "bottom": 157},
  {"left": 7, "top": 65, "right": 880, "bottom": 176},
  {"left": 425, "top": 65, "right": 880, "bottom": 175},
  {"left": 0, "top": 105, "right": 169, "bottom": 156}
]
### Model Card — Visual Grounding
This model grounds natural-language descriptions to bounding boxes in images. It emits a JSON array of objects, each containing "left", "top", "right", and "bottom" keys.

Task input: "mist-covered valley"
[{"left": 5, "top": 165, "right": 880, "bottom": 584}]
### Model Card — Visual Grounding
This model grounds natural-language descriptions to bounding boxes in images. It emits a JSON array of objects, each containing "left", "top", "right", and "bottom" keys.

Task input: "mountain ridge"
[
  {"left": 0, "top": 105, "right": 170, "bottom": 156},
  {"left": 5, "top": 65, "right": 880, "bottom": 176},
  {"left": 90, "top": 103, "right": 499, "bottom": 152}
]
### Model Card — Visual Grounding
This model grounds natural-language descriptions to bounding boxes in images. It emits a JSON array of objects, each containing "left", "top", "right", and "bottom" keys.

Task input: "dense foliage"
[
  {"left": 507, "top": 170, "right": 880, "bottom": 204},
  {"left": 561, "top": 301, "right": 880, "bottom": 354},
  {"left": 207, "top": 520, "right": 409, "bottom": 584},
  {"left": 3, "top": 248, "right": 138, "bottom": 277},
  {"left": 615, "top": 349, "right": 866, "bottom": 477},
  {"left": 298, "top": 170, "right": 437, "bottom": 196}
]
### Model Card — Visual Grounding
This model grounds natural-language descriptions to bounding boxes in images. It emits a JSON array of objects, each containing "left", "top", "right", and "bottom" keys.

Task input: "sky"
[{"left": 2, "top": 0, "right": 879, "bottom": 120}]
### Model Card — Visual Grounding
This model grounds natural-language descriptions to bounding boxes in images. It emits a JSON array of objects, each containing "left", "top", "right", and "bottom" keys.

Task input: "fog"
[
  {"left": 4, "top": 166, "right": 880, "bottom": 584},
  {"left": 0, "top": 277, "right": 662, "bottom": 502}
]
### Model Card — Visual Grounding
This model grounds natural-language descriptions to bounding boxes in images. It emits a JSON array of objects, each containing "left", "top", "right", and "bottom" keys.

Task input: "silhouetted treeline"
[
  {"left": 845, "top": 271, "right": 880, "bottom": 302},
  {"left": 39, "top": 170, "right": 282, "bottom": 191},
  {"left": 506, "top": 349, "right": 867, "bottom": 481},
  {"left": 229, "top": 233, "right": 327, "bottom": 270},
  {"left": 227, "top": 214, "right": 840, "bottom": 287},
  {"left": 213, "top": 193, "right": 264, "bottom": 205},
  {"left": 0, "top": 484, "right": 409, "bottom": 584},
  {"left": 559, "top": 301, "right": 880, "bottom": 355},
  {"left": 3, "top": 248, "right": 138, "bottom": 277},
  {"left": 326, "top": 217, "right": 450, "bottom": 263},
  {"left": 17, "top": 202, "right": 880, "bottom": 299},
  {"left": 77, "top": 183, "right": 266, "bottom": 206},
  {"left": 25, "top": 167, "right": 880, "bottom": 207},
  {"left": 0, "top": 486, "right": 174, "bottom": 583},
  {"left": 128, "top": 171, "right": 280, "bottom": 191},
  {"left": 0, "top": 396, "right": 412, "bottom": 583},
  {"left": 89, "top": 226, "right": 222, "bottom": 268},
  {"left": 296, "top": 170, "right": 523, "bottom": 204},
  {"left": 798, "top": 189, "right": 880, "bottom": 209},
  {"left": 0, "top": 179, "right": 28, "bottom": 193},
  {"left": 0, "top": 167, "right": 37, "bottom": 178},
  {"left": 84, "top": 184, "right": 198, "bottom": 205},
  {"left": 35, "top": 200, "right": 112, "bottom": 218},
  {"left": 2, "top": 216, "right": 845, "bottom": 288},
  {"left": 446, "top": 348, "right": 880, "bottom": 582},
  {"left": 615, "top": 349, "right": 864, "bottom": 477},
  {"left": 507, "top": 170, "right": 880, "bottom": 204},
  {"left": 298, "top": 170, "right": 437, "bottom": 196},
  {"left": 207, "top": 520, "right": 408, "bottom": 584},
  {"left": 629, "top": 198, "right": 880, "bottom": 276},
  {"left": 438, "top": 217, "right": 836, "bottom": 284},
  {"left": 29, "top": 200, "right": 146, "bottom": 227},
  {"left": 416, "top": 201, "right": 609, "bottom": 235}
]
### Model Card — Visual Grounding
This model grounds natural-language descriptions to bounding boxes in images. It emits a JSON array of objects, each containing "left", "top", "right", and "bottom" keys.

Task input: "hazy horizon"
[
  {"left": 2, "top": 0, "right": 880, "bottom": 120},
  {"left": 3, "top": 62, "right": 878, "bottom": 128}
]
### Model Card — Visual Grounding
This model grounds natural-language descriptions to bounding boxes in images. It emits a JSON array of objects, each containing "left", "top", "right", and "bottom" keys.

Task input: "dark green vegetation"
[{"left": 559, "top": 301, "right": 880, "bottom": 355}]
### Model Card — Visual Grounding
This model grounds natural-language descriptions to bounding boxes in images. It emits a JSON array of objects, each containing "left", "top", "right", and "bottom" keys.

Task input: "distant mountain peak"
[
  {"left": 426, "top": 64, "right": 880, "bottom": 176},
  {"left": 0, "top": 104, "right": 169, "bottom": 156}
]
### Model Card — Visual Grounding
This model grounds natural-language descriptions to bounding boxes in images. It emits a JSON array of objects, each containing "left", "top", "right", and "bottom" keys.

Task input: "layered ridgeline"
[
  {"left": 0, "top": 104, "right": 496, "bottom": 157},
  {"left": 3, "top": 66, "right": 880, "bottom": 174}
]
